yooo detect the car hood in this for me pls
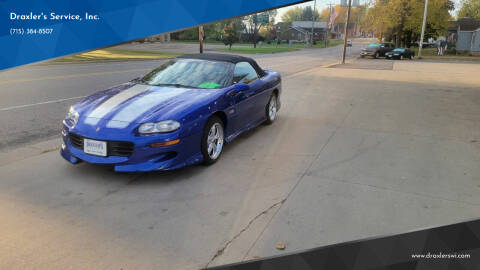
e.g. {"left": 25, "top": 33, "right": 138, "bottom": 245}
{"left": 74, "top": 83, "right": 217, "bottom": 127}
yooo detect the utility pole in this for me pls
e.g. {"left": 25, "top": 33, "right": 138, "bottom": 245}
{"left": 310, "top": 0, "right": 317, "bottom": 47}
{"left": 418, "top": 0, "right": 428, "bottom": 58}
{"left": 341, "top": 0, "right": 352, "bottom": 64}
{"left": 199, "top": 25, "right": 204, "bottom": 53}
{"left": 325, "top": 3, "right": 333, "bottom": 48}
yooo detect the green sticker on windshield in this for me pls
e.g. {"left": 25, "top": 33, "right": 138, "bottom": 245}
{"left": 198, "top": 82, "right": 221, "bottom": 89}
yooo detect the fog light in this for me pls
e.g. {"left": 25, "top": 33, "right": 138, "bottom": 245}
{"left": 150, "top": 139, "right": 180, "bottom": 147}
{"left": 61, "top": 143, "right": 66, "bottom": 150}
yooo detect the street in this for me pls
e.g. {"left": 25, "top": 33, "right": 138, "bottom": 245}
{"left": 1, "top": 42, "right": 480, "bottom": 269}
{"left": 0, "top": 43, "right": 362, "bottom": 151}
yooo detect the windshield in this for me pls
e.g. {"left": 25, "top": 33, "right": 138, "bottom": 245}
{"left": 393, "top": 48, "right": 405, "bottom": 52}
{"left": 367, "top": 43, "right": 380, "bottom": 47}
{"left": 139, "top": 59, "right": 233, "bottom": 89}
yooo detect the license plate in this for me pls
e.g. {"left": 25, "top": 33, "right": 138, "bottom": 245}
{"left": 84, "top": 138, "right": 107, "bottom": 156}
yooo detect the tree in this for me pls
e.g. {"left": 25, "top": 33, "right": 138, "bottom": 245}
{"left": 244, "top": 10, "right": 277, "bottom": 47}
{"left": 259, "top": 23, "right": 277, "bottom": 41}
{"left": 301, "top": 6, "right": 319, "bottom": 21}
{"left": 404, "top": 0, "right": 454, "bottom": 44}
{"left": 180, "top": 27, "right": 198, "bottom": 40}
{"left": 458, "top": 0, "right": 480, "bottom": 19}
{"left": 363, "top": 0, "right": 453, "bottom": 46}
{"left": 281, "top": 6, "right": 320, "bottom": 22}
{"left": 281, "top": 6, "right": 303, "bottom": 22}
{"left": 319, "top": 8, "right": 330, "bottom": 21}
{"left": 221, "top": 19, "right": 243, "bottom": 49}
{"left": 204, "top": 22, "right": 223, "bottom": 40}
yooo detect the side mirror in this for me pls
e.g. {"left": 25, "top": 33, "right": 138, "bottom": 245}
{"left": 235, "top": 83, "right": 250, "bottom": 92}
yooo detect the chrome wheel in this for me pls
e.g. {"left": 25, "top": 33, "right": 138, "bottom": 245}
{"left": 207, "top": 123, "right": 224, "bottom": 160}
{"left": 268, "top": 96, "right": 277, "bottom": 121}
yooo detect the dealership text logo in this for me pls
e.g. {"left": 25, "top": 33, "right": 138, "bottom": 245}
{"left": 10, "top": 12, "right": 100, "bottom": 21}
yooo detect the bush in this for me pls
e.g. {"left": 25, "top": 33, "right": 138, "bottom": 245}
{"left": 446, "top": 48, "right": 456, "bottom": 55}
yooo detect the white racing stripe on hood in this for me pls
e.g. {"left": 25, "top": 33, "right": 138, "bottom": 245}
{"left": 84, "top": 84, "right": 151, "bottom": 126}
{"left": 105, "top": 88, "right": 189, "bottom": 128}
{"left": 89, "top": 84, "right": 151, "bottom": 118}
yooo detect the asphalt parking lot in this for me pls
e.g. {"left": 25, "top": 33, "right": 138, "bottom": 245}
{"left": 1, "top": 53, "right": 480, "bottom": 269}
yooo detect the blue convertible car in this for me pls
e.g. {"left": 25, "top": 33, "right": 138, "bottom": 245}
{"left": 61, "top": 53, "right": 281, "bottom": 172}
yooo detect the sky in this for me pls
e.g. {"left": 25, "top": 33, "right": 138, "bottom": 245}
{"left": 274, "top": 0, "right": 463, "bottom": 22}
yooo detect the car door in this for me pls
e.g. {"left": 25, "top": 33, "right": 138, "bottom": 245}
{"left": 379, "top": 43, "right": 387, "bottom": 55}
{"left": 232, "top": 62, "right": 263, "bottom": 130}
{"left": 386, "top": 43, "right": 394, "bottom": 54}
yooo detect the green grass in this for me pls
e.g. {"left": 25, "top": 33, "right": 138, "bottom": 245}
{"left": 216, "top": 40, "right": 344, "bottom": 53}
{"left": 412, "top": 47, "right": 439, "bottom": 56}
{"left": 412, "top": 47, "right": 480, "bottom": 61}
{"left": 219, "top": 47, "right": 299, "bottom": 54}
{"left": 171, "top": 39, "right": 226, "bottom": 45}
{"left": 53, "top": 49, "right": 184, "bottom": 63}
{"left": 172, "top": 39, "right": 345, "bottom": 49}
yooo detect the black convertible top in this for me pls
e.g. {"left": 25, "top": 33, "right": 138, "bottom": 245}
{"left": 177, "top": 53, "right": 266, "bottom": 77}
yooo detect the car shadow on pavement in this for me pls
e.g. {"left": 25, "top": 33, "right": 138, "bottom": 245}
{"left": 67, "top": 118, "right": 275, "bottom": 187}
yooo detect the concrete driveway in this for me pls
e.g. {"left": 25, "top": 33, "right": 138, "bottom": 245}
{"left": 1, "top": 59, "right": 480, "bottom": 269}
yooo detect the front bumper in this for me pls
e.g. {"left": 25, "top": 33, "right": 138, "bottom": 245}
{"left": 360, "top": 51, "right": 375, "bottom": 56}
{"left": 60, "top": 125, "right": 203, "bottom": 172}
{"left": 385, "top": 54, "right": 400, "bottom": 59}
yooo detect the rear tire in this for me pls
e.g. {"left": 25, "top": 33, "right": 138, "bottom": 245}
{"left": 201, "top": 116, "right": 224, "bottom": 165}
{"left": 410, "top": 54, "right": 414, "bottom": 60}
{"left": 264, "top": 93, "right": 278, "bottom": 125}
{"left": 400, "top": 55, "right": 404, "bottom": 60}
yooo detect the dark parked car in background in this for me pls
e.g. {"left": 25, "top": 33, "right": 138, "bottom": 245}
{"left": 360, "top": 42, "right": 394, "bottom": 58}
{"left": 385, "top": 48, "right": 415, "bottom": 60}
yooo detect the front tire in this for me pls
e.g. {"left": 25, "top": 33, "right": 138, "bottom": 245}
{"left": 374, "top": 52, "right": 379, "bottom": 59}
{"left": 265, "top": 93, "right": 278, "bottom": 125}
{"left": 201, "top": 116, "right": 224, "bottom": 165}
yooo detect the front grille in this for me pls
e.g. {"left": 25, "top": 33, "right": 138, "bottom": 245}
{"left": 69, "top": 133, "right": 83, "bottom": 149}
{"left": 108, "top": 141, "right": 134, "bottom": 156}
{"left": 68, "top": 133, "right": 134, "bottom": 157}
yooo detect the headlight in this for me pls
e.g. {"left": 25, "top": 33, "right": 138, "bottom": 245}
{"left": 66, "top": 106, "right": 79, "bottom": 125}
{"left": 138, "top": 120, "right": 180, "bottom": 134}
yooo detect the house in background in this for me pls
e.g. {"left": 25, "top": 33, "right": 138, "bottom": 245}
{"left": 450, "top": 18, "right": 480, "bottom": 54}
{"left": 134, "top": 33, "right": 171, "bottom": 43}
{"left": 276, "top": 21, "right": 328, "bottom": 42}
